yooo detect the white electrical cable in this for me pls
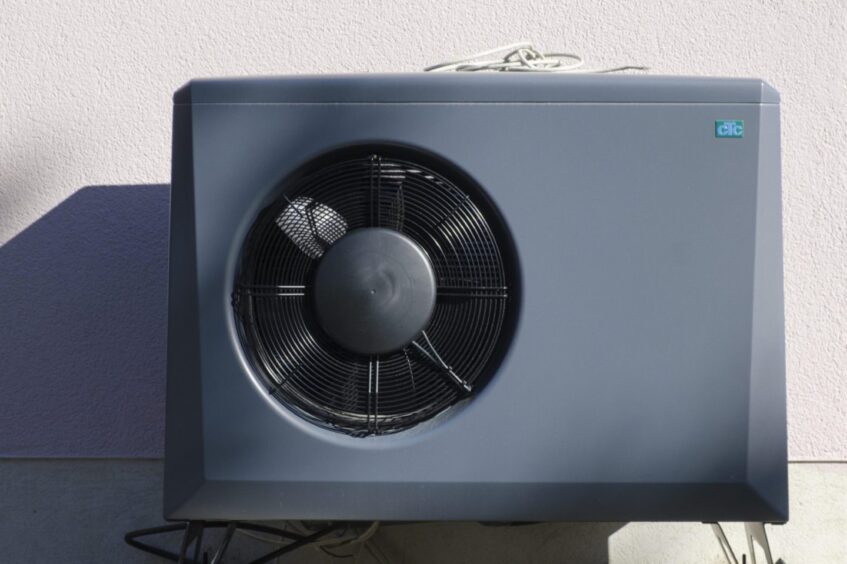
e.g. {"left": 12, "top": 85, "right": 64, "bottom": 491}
{"left": 425, "top": 42, "right": 647, "bottom": 74}
{"left": 235, "top": 521, "right": 384, "bottom": 561}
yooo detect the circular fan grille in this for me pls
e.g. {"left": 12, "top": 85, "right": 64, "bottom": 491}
{"left": 233, "top": 147, "right": 517, "bottom": 436}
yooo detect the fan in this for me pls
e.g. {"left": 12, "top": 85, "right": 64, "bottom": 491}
{"left": 232, "top": 147, "right": 517, "bottom": 436}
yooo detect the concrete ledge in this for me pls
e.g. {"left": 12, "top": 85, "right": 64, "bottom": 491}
{"left": 0, "top": 460, "right": 843, "bottom": 562}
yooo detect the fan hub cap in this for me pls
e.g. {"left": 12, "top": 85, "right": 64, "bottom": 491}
{"left": 314, "top": 228, "right": 436, "bottom": 355}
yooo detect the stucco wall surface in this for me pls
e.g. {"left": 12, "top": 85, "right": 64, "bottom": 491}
{"left": 1, "top": 1, "right": 845, "bottom": 562}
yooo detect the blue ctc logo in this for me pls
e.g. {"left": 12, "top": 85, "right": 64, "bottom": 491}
{"left": 715, "top": 120, "right": 744, "bottom": 138}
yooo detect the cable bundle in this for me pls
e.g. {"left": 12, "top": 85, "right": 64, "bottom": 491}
{"left": 425, "top": 42, "right": 647, "bottom": 73}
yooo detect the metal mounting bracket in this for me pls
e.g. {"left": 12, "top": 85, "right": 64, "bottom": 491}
{"left": 710, "top": 522, "right": 785, "bottom": 564}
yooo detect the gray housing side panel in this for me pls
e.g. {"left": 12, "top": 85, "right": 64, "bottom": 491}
{"left": 163, "top": 104, "right": 205, "bottom": 517}
{"left": 747, "top": 104, "right": 788, "bottom": 519}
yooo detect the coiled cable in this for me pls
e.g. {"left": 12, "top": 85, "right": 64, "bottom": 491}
{"left": 425, "top": 42, "right": 647, "bottom": 73}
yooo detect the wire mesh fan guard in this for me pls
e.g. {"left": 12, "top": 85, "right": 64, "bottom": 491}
{"left": 232, "top": 147, "right": 518, "bottom": 436}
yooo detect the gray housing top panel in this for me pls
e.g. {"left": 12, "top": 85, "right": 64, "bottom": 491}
{"left": 174, "top": 73, "right": 779, "bottom": 105}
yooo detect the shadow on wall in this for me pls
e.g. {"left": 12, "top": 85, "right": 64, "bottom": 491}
{"left": 374, "top": 521, "right": 626, "bottom": 564}
{"left": 0, "top": 185, "right": 629, "bottom": 562}
{"left": 0, "top": 185, "right": 169, "bottom": 457}
{"left": 0, "top": 460, "right": 629, "bottom": 563}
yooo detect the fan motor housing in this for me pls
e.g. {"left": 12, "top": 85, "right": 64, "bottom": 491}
{"left": 165, "top": 74, "right": 786, "bottom": 522}
{"left": 313, "top": 227, "right": 437, "bottom": 356}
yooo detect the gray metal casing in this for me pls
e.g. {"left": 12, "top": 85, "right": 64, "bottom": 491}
{"left": 165, "top": 74, "right": 786, "bottom": 522}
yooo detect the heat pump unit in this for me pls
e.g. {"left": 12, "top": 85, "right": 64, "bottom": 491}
{"left": 165, "top": 74, "right": 786, "bottom": 522}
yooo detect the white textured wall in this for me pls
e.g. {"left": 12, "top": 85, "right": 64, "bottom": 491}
{"left": 1, "top": 1, "right": 846, "bottom": 561}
